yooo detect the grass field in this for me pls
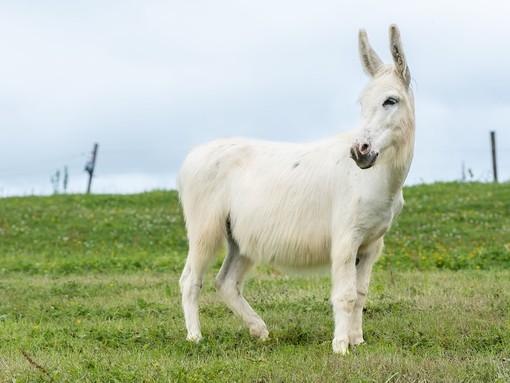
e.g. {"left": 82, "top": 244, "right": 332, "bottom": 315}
{"left": 0, "top": 182, "right": 509, "bottom": 382}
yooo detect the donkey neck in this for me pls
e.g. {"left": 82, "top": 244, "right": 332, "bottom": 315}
{"left": 360, "top": 143, "right": 413, "bottom": 200}
{"left": 388, "top": 161, "right": 412, "bottom": 195}
{"left": 380, "top": 111, "right": 415, "bottom": 195}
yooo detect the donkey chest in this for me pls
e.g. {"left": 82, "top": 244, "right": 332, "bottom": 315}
{"left": 356, "top": 195, "right": 403, "bottom": 244}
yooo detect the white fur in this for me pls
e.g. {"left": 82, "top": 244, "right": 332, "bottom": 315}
{"left": 178, "top": 24, "right": 415, "bottom": 354}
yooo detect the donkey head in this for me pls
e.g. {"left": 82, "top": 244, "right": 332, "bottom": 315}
{"left": 350, "top": 24, "right": 414, "bottom": 170}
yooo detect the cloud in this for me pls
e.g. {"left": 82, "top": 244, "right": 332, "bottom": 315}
{"left": 1, "top": 1, "right": 509, "bottom": 196}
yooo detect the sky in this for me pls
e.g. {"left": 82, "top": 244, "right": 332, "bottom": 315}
{"left": 1, "top": 1, "right": 509, "bottom": 196}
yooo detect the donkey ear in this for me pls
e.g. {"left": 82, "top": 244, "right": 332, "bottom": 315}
{"left": 389, "top": 24, "right": 411, "bottom": 87}
{"left": 358, "top": 28, "right": 383, "bottom": 78}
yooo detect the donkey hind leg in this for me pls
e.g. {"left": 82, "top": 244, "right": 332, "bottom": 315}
{"left": 179, "top": 241, "right": 218, "bottom": 343}
{"left": 215, "top": 237, "right": 268, "bottom": 340}
{"left": 349, "top": 237, "right": 384, "bottom": 347}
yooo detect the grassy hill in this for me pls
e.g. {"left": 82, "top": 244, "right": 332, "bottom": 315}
{"left": 1, "top": 182, "right": 509, "bottom": 274}
{"left": 0, "top": 182, "right": 509, "bottom": 382}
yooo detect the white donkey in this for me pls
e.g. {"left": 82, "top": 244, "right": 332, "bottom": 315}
{"left": 178, "top": 24, "right": 414, "bottom": 354}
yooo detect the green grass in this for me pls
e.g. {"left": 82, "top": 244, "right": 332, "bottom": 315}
{"left": 382, "top": 182, "right": 510, "bottom": 270}
{"left": 0, "top": 191, "right": 187, "bottom": 275}
{"left": 0, "top": 183, "right": 509, "bottom": 382}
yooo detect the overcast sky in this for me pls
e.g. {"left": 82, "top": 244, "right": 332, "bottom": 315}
{"left": 1, "top": 1, "right": 509, "bottom": 196}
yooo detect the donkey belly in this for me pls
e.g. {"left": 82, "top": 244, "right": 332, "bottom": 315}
{"left": 232, "top": 215, "right": 332, "bottom": 268}
{"left": 228, "top": 180, "right": 335, "bottom": 268}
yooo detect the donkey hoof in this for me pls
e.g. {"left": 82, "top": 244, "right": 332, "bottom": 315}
{"left": 349, "top": 331, "right": 365, "bottom": 346}
{"left": 186, "top": 333, "right": 202, "bottom": 343}
{"left": 332, "top": 338, "right": 350, "bottom": 355}
{"left": 249, "top": 324, "right": 269, "bottom": 340}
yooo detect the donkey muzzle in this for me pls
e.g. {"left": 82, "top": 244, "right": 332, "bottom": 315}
{"left": 350, "top": 143, "right": 379, "bottom": 169}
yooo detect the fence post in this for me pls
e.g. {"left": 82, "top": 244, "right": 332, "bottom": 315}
{"left": 85, "top": 143, "right": 99, "bottom": 194}
{"left": 490, "top": 131, "right": 498, "bottom": 183}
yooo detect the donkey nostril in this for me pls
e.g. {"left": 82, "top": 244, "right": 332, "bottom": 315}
{"left": 360, "top": 143, "right": 370, "bottom": 153}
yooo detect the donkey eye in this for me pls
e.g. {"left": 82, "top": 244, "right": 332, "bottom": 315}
{"left": 383, "top": 97, "right": 398, "bottom": 108}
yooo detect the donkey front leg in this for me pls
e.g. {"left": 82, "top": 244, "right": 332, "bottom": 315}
{"left": 349, "top": 237, "right": 384, "bottom": 346}
{"left": 330, "top": 237, "right": 359, "bottom": 354}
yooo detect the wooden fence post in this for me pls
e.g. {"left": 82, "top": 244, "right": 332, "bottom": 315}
{"left": 85, "top": 143, "right": 99, "bottom": 194}
{"left": 490, "top": 131, "right": 498, "bottom": 183}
